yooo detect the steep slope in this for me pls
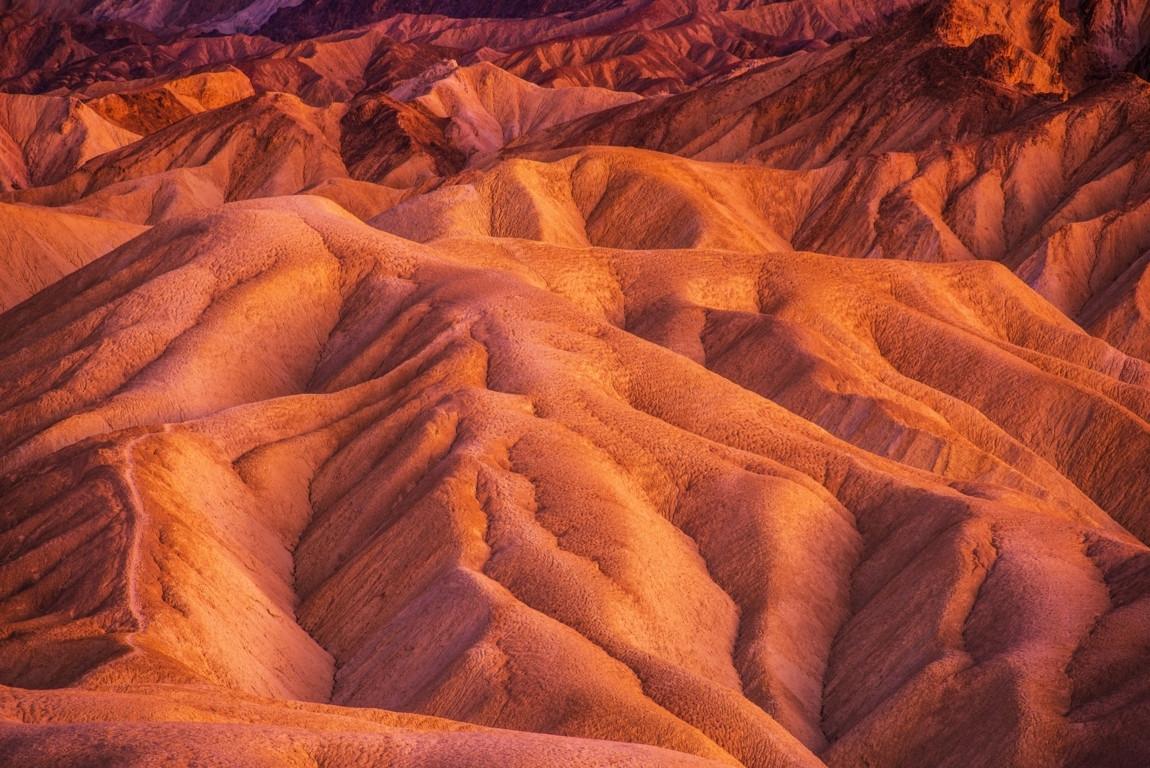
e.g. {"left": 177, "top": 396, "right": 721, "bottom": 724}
{"left": 259, "top": 0, "right": 629, "bottom": 42}
{"left": 501, "top": 50, "right": 1150, "bottom": 353}
{"left": 1, "top": 92, "right": 348, "bottom": 222}
{"left": 0, "top": 92, "right": 140, "bottom": 189}
{"left": 2, "top": 198, "right": 1149, "bottom": 767}
{"left": 371, "top": 147, "right": 799, "bottom": 251}
{"left": 83, "top": 67, "right": 257, "bottom": 134}
{"left": 4, "top": 0, "right": 306, "bottom": 34}
{"left": 0, "top": 202, "right": 145, "bottom": 310}
{"left": 0, "top": 9, "right": 278, "bottom": 94}
{"left": 238, "top": 25, "right": 449, "bottom": 106}
{"left": 1, "top": 0, "right": 1150, "bottom": 766}
{"left": 396, "top": 61, "right": 642, "bottom": 157}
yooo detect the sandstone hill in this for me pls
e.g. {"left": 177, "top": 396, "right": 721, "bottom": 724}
{"left": 1, "top": 1, "right": 1149, "bottom": 766}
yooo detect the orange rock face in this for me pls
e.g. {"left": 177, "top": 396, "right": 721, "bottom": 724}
{"left": 1, "top": 1, "right": 1149, "bottom": 766}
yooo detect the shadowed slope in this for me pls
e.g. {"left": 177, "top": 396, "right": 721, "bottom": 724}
{"left": 0, "top": 91, "right": 140, "bottom": 189}
{"left": 395, "top": 61, "right": 642, "bottom": 157}
{"left": 1, "top": 92, "right": 348, "bottom": 222}
{"left": 83, "top": 67, "right": 257, "bottom": 134}
{"left": 0, "top": 202, "right": 145, "bottom": 310}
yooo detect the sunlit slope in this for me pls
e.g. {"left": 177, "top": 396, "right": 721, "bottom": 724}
{"left": 1, "top": 198, "right": 1147, "bottom": 767}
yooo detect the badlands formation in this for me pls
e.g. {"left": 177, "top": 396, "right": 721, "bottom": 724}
{"left": 2, "top": 0, "right": 1150, "bottom": 766}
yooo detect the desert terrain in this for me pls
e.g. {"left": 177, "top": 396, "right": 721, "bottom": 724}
{"left": 1, "top": 0, "right": 1149, "bottom": 766}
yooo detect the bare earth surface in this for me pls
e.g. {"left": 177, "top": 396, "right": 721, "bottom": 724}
{"left": 1, "top": 1, "right": 1149, "bottom": 766}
